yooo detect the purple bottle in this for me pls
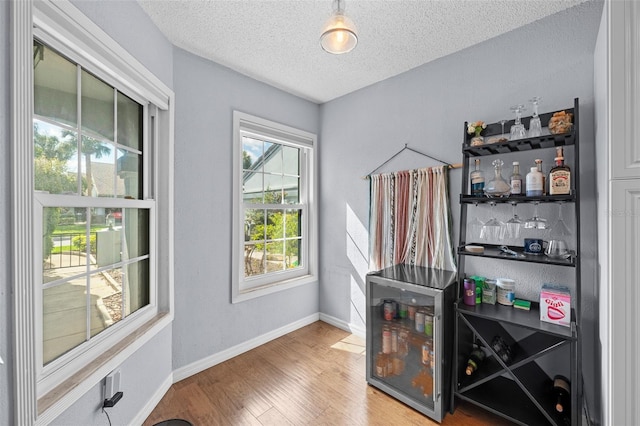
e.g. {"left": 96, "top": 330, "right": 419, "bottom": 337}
{"left": 463, "top": 278, "right": 476, "bottom": 306}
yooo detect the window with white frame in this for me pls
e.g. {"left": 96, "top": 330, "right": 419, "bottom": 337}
{"left": 12, "top": 1, "right": 173, "bottom": 421}
{"left": 232, "top": 112, "right": 317, "bottom": 302}
{"left": 34, "top": 39, "right": 153, "bottom": 373}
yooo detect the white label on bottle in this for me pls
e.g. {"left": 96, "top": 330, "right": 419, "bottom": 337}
{"left": 511, "top": 179, "right": 522, "bottom": 194}
{"left": 550, "top": 171, "right": 571, "bottom": 195}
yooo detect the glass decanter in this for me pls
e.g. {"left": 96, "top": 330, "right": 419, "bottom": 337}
{"left": 484, "top": 159, "right": 512, "bottom": 198}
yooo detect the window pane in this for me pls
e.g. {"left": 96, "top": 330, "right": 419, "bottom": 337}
{"left": 89, "top": 269, "right": 122, "bottom": 338}
{"left": 265, "top": 242, "right": 284, "bottom": 272}
{"left": 101, "top": 268, "right": 123, "bottom": 325}
{"left": 34, "top": 41, "right": 77, "bottom": 127}
{"left": 283, "top": 145, "right": 299, "bottom": 176}
{"left": 282, "top": 176, "right": 299, "bottom": 203}
{"left": 285, "top": 239, "right": 301, "bottom": 269}
{"left": 43, "top": 207, "right": 90, "bottom": 277}
{"left": 244, "top": 243, "right": 264, "bottom": 277}
{"left": 82, "top": 136, "right": 114, "bottom": 197}
{"left": 34, "top": 120, "right": 79, "bottom": 195}
{"left": 117, "top": 149, "right": 142, "bottom": 199}
{"left": 242, "top": 137, "right": 263, "bottom": 171}
{"left": 82, "top": 69, "right": 114, "bottom": 141}
{"left": 285, "top": 209, "right": 301, "bottom": 238}
{"left": 264, "top": 173, "right": 283, "bottom": 203}
{"left": 266, "top": 210, "right": 285, "bottom": 240}
{"left": 243, "top": 171, "right": 264, "bottom": 203}
{"left": 43, "top": 278, "right": 88, "bottom": 365}
{"left": 263, "top": 143, "right": 282, "bottom": 174}
{"left": 117, "top": 92, "right": 142, "bottom": 150}
{"left": 97, "top": 209, "right": 122, "bottom": 266}
{"left": 245, "top": 209, "right": 265, "bottom": 241}
{"left": 124, "top": 259, "right": 149, "bottom": 316}
{"left": 123, "top": 208, "right": 150, "bottom": 259}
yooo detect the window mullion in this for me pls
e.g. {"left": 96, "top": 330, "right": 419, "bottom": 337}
{"left": 76, "top": 63, "right": 82, "bottom": 196}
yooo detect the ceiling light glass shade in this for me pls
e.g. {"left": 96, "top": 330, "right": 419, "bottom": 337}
{"left": 320, "top": 1, "right": 358, "bottom": 54}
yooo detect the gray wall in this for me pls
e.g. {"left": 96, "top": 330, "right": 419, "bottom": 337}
{"left": 318, "top": 0, "right": 603, "bottom": 420}
{"left": 1, "top": 1, "right": 12, "bottom": 424}
{"left": 171, "top": 47, "right": 320, "bottom": 370}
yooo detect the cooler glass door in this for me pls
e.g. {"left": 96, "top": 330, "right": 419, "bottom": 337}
{"left": 367, "top": 278, "right": 442, "bottom": 417}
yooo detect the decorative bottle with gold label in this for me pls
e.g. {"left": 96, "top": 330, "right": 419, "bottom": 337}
{"left": 549, "top": 147, "right": 571, "bottom": 195}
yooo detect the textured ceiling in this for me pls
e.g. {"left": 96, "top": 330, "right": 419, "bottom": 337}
{"left": 138, "top": 0, "right": 589, "bottom": 104}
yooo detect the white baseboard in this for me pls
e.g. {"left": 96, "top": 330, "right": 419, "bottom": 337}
{"left": 319, "top": 313, "right": 366, "bottom": 339}
{"left": 132, "top": 373, "right": 173, "bottom": 426}
{"left": 172, "top": 313, "right": 320, "bottom": 382}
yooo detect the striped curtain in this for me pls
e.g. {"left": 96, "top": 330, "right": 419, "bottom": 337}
{"left": 369, "top": 166, "right": 457, "bottom": 272}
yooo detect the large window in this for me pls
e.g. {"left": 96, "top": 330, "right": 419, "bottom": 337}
{"left": 34, "top": 38, "right": 155, "bottom": 392}
{"left": 12, "top": 1, "right": 174, "bottom": 421}
{"left": 232, "top": 112, "right": 317, "bottom": 302}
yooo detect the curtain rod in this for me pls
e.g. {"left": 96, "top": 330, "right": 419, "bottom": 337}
{"left": 362, "top": 144, "right": 462, "bottom": 179}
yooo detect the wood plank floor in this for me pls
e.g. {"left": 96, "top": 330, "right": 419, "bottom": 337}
{"left": 144, "top": 321, "right": 512, "bottom": 426}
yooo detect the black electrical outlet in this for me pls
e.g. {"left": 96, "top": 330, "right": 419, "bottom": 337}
{"left": 103, "top": 391, "right": 123, "bottom": 408}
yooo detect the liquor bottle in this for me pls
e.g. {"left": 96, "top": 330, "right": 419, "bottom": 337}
{"left": 535, "top": 159, "right": 546, "bottom": 195}
{"left": 549, "top": 147, "right": 571, "bottom": 195}
{"left": 465, "top": 345, "right": 486, "bottom": 376}
{"left": 526, "top": 166, "right": 543, "bottom": 197}
{"left": 470, "top": 159, "right": 485, "bottom": 197}
{"left": 552, "top": 375, "right": 571, "bottom": 414}
{"left": 510, "top": 161, "right": 522, "bottom": 195}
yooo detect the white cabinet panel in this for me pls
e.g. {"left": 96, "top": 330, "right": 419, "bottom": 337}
{"left": 609, "top": 179, "right": 640, "bottom": 426}
{"left": 611, "top": 0, "right": 640, "bottom": 178}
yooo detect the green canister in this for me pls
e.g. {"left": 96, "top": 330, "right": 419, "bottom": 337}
{"left": 471, "top": 276, "right": 484, "bottom": 304}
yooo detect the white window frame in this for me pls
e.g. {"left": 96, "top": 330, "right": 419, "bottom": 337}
{"left": 232, "top": 111, "right": 317, "bottom": 303}
{"left": 12, "top": 1, "right": 174, "bottom": 424}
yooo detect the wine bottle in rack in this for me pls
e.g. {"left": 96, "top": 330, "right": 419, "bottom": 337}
{"left": 552, "top": 375, "right": 571, "bottom": 414}
{"left": 465, "top": 343, "right": 486, "bottom": 376}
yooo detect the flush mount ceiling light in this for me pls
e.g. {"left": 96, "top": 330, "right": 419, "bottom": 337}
{"left": 320, "top": 0, "right": 358, "bottom": 54}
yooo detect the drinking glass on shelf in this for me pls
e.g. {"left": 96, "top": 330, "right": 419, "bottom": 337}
{"left": 481, "top": 202, "right": 506, "bottom": 241}
{"left": 500, "top": 119, "right": 508, "bottom": 138}
{"left": 545, "top": 203, "right": 572, "bottom": 258}
{"left": 505, "top": 203, "right": 522, "bottom": 239}
{"left": 510, "top": 105, "right": 527, "bottom": 140}
{"left": 528, "top": 97, "right": 542, "bottom": 137}
{"left": 524, "top": 202, "right": 548, "bottom": 230}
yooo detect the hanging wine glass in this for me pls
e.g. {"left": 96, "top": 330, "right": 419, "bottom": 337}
{"left": 510, "top": 105, "right": 527, "bottom": 140}
{"left": 524, "top": 202, "right": 548, "bottom": 230}
{"left": 545, "top": 203, "right": 572, "bottom": 259}
{"left": 505, "top": 203, "right": 522, "bottom": 239}
{"left": 528, "top": 97, "right": 542, "bottom": 137}
{"left": 481, "top": 202, "right": 506, "bottom": 242}
{"left": 469, "top": 204, "right": 485, "bottom": 242}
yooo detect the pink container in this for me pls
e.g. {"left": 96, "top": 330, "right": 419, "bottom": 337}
{"left": 540, "top": 284, "right": 571, "bottom": 327}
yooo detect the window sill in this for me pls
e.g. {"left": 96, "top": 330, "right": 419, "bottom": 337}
{"left": 36, "top": 311, "right": 172, "bottom": 424}
{"left": 233, "top": 274, "right": 317, "bottom": 303}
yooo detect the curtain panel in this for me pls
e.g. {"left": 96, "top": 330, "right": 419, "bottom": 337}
{"left": 368, "top": 166, "right": 457, "bottom": 272}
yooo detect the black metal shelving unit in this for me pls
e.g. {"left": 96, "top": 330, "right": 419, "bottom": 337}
{"left": 452, "top": 98, "right": 582, "bottom": 426}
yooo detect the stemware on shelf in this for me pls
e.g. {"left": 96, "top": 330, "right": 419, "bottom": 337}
{"left": 500, "top": 119, "right": 508, "bottom": 138}
{"left": 505, "top": 203, "right": 522, "bottom": 240}
{"left": 481, "top": 202, "right": 506, "bottom": 242}
{"left": 524, "top": 202, "right": 548, "bottom": 230}
{"left": 545, "top": 203, "right": 572, "bottom": 258}
{"left": 510, "top": 105, "right": 527, "bottom": 140}
{"left": 528, "top": 97, "right": 542, "bottom": 137}
{"left": 469, "top": 203, "right": 485, "bottom": 242}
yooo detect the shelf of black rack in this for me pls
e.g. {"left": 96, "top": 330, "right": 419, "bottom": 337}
{"left": 459, "top": 194, "right": 576, "bottom": 204}
{"left": 457, "top": 244, "right": 576, "bottom": 267}
{"left": 463, "top": 131, "right": 575, "bottom": 157}
{"left": 456, "top": 302, "right": 576, "bottom": 340}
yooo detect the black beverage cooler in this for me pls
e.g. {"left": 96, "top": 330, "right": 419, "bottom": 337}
{"left": 366, "top": 265, "right": 456, "bottom": 422}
